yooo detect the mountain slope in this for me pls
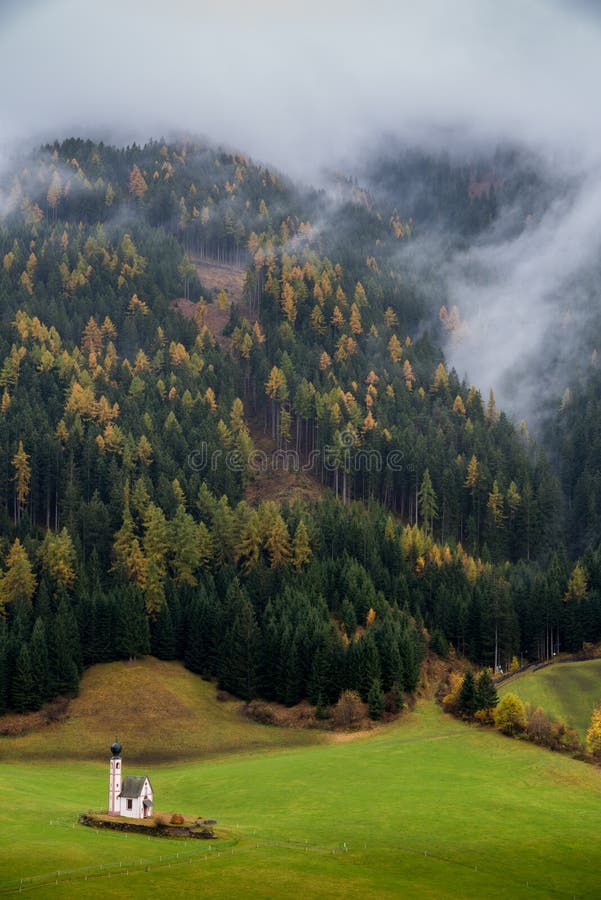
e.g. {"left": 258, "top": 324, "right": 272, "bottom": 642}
{"left": 0, "top": 657, "right": 325, "bottom": 763}
{"left": 499, "top": 658, "right": 601, "bottom": 737}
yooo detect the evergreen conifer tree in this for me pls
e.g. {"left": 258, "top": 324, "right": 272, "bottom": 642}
{"left": 29, "top": 618, "right": 50, "bottom": 705}
{"left": 12, "top": 643, "right": 36, "bottom": 712}
{"left": 458, "top": 669, "right": 477, "bottom": 718}
{"left": 475, "top": 669, "right": 499, "bottom": 711}
{"left": 368, "top": 677, "right": 385, "bottom": 720}
{"left": 151, "top": 599, "right": 177, "bottom": 659}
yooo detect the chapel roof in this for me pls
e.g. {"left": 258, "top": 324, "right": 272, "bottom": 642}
{"left": 119, "top": 775, "right": 151, "bottom": 799}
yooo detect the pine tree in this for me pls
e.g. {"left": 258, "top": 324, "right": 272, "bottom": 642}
{"left": 418, "top": 469, "right": 438, "bottom": 535}
{"left": 475, "top": 669, "right": 498, "bottom": 711}
{"left": 368, "top": 677, "right": 385, "bottom": 720}
{"left": 184, "top": 597, "right": 205, "bottom": 675}
{"left": 341, "top": 599, "right": 357, "bottom": 638}
{"left": 12, "top": 643, "right": 36, "bottom": 712}
{"left": 116, "top": 586, "right": 151, "bottom": 659}
{"left": 29, "top": 618, "right": 50, "bottom": 706}
{"left": 389, "top": 682, "right": 404, "bottom": 713}
{"left": 151, "top": 600, "right": 177, "bottom": 660}
{"left": 0, "top": 623, "right": 7, "bottom": 715}
{"left": 226, "top": 601, "right": 261, "bottom": 701}
{"left": 357, "top": 633, "right": 381, "bottom": 701}
{"left": 457, "top": 669, "right": 477, "bottom": 718}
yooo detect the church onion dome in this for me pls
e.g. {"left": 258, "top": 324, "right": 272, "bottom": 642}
{"left": 111, "top": 741, "right": 122, "bottom": 757}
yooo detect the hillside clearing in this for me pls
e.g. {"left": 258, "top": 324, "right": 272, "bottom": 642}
{"left": 499, "top": 658, "right": 601, "bottom": 739}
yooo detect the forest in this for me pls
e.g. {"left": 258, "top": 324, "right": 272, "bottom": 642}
{"left": 0, "top": 137, "right": 599, "bottom": 714}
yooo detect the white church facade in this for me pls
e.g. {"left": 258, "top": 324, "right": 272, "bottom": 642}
{"left": 108, "top": 741, "right": 154, "bottom": 819}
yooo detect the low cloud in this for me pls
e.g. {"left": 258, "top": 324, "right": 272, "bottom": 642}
{"left": 2, "top": 0, "right": 601, "bottom": 422}
{"left": 1, "top": 1, "right": 601, "bottom": 175}
{"left": 443, "top": 163, "right": 601, "bottom": 422}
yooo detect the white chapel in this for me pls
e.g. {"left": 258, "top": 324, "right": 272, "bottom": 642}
{"left": 108, "top": 740, "right": 154, "bottom": 819}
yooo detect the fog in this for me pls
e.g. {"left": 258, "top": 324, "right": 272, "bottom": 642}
{"left": 1, "top": 0, "right": 600, "bottom": 173}
{"left": 442, "top": 166, "right": 601, "bottom": 422}
{"left": 1, "top": 0, "right": 601, "bottom": 421}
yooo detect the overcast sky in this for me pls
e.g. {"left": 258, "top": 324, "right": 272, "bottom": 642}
{"left": 1, "top": 0, "right": 601, "bottom": 174}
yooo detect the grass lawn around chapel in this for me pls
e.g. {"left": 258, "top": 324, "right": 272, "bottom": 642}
{"left": 2, "top": 661, "right": 601, "bottom": 898}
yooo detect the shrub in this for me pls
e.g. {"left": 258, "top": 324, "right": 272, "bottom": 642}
{"left": 441, "top": 673, "right": 463, "bottom": 714}
{"left": 154, "top": 814, "right": 167, "bottom": 828}
{"left": 474, "top": 708, "right": 495, "bottom": 726}
{"left": 170, "top": 813, "right": 185, "bottom": 825}
{"left": 315, "top": 694, "right": 330, "bottom": 720}
{"left": 586, "top": 704, "right": 601, "bottom": 756}
{"left": 242, "top": 700, "right": 276, "bottom": 725}
{"left": 385, "top": 682, "right": 404, "bottom": 714}
{"left": 525, "top": 705, "right": 553, "bottom": 745}
{"left": 494, "top": 693, "right": 526, "bottom": 736}
{"left": 331, "top": 690, "right": 365, "bottom": 729}
{"left": 526, "top": 704, "right": 582, "bottom": 753}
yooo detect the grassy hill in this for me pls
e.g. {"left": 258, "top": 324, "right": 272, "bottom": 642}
{"left": 499, "top": 658, "right": 601, "bottom": 739}
{"left": 2, "top": 665, "right": 601, "bottom": 896}
{"left": 0, "top": 657, "right": 326, "bottom": 763}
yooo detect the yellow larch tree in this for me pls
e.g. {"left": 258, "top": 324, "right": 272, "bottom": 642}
{"left": 0, "top": 538, "right": 37, "bottom": 608}
{"left": 12, "top": 440, "right": 31, "bottom": 524}
{"left": 129, "top": 164, "right": 148, "bottom": 197}
{"left": 331, "top": 305, "right": 345, "bottom": 328}
{"left": 431, "top": 362, "right": 449, "bottom": 392}
{"left": 266, "top": 513, "right": 291, "bottom": 568}
{"left": 292, "top": 519, "right": 312, "bottom": 570}
{"left": 402, "top": 359, "right": 415, "bottom": 389}
{"left": 564, "top": 562, "right": 588, "bottom": 601}
{"left": 38, "top": 528, "right": 76, "bottom": 592}
{"left": 487, "top": 481, "right": 505, "bottom": 527}
{"left": 349, "top": 303, "right": 363, "bottom": 335}
{"left": 388, "top": 334, "right": 403, "bottom": 363}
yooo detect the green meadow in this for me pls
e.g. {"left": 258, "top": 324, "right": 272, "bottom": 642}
{"left": 2, "top": 663, "right": 601, "bottom": 898}
{"left": 499, "top": 658, "right": 601, "bottom": 739}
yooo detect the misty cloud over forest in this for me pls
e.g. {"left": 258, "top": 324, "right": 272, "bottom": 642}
{"left": 2, "top": 0, "right": 601, "bottom": 422}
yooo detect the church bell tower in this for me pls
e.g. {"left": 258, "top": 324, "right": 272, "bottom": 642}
{"left": 108, "top": 739, "right": 122, "bottom": 815}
